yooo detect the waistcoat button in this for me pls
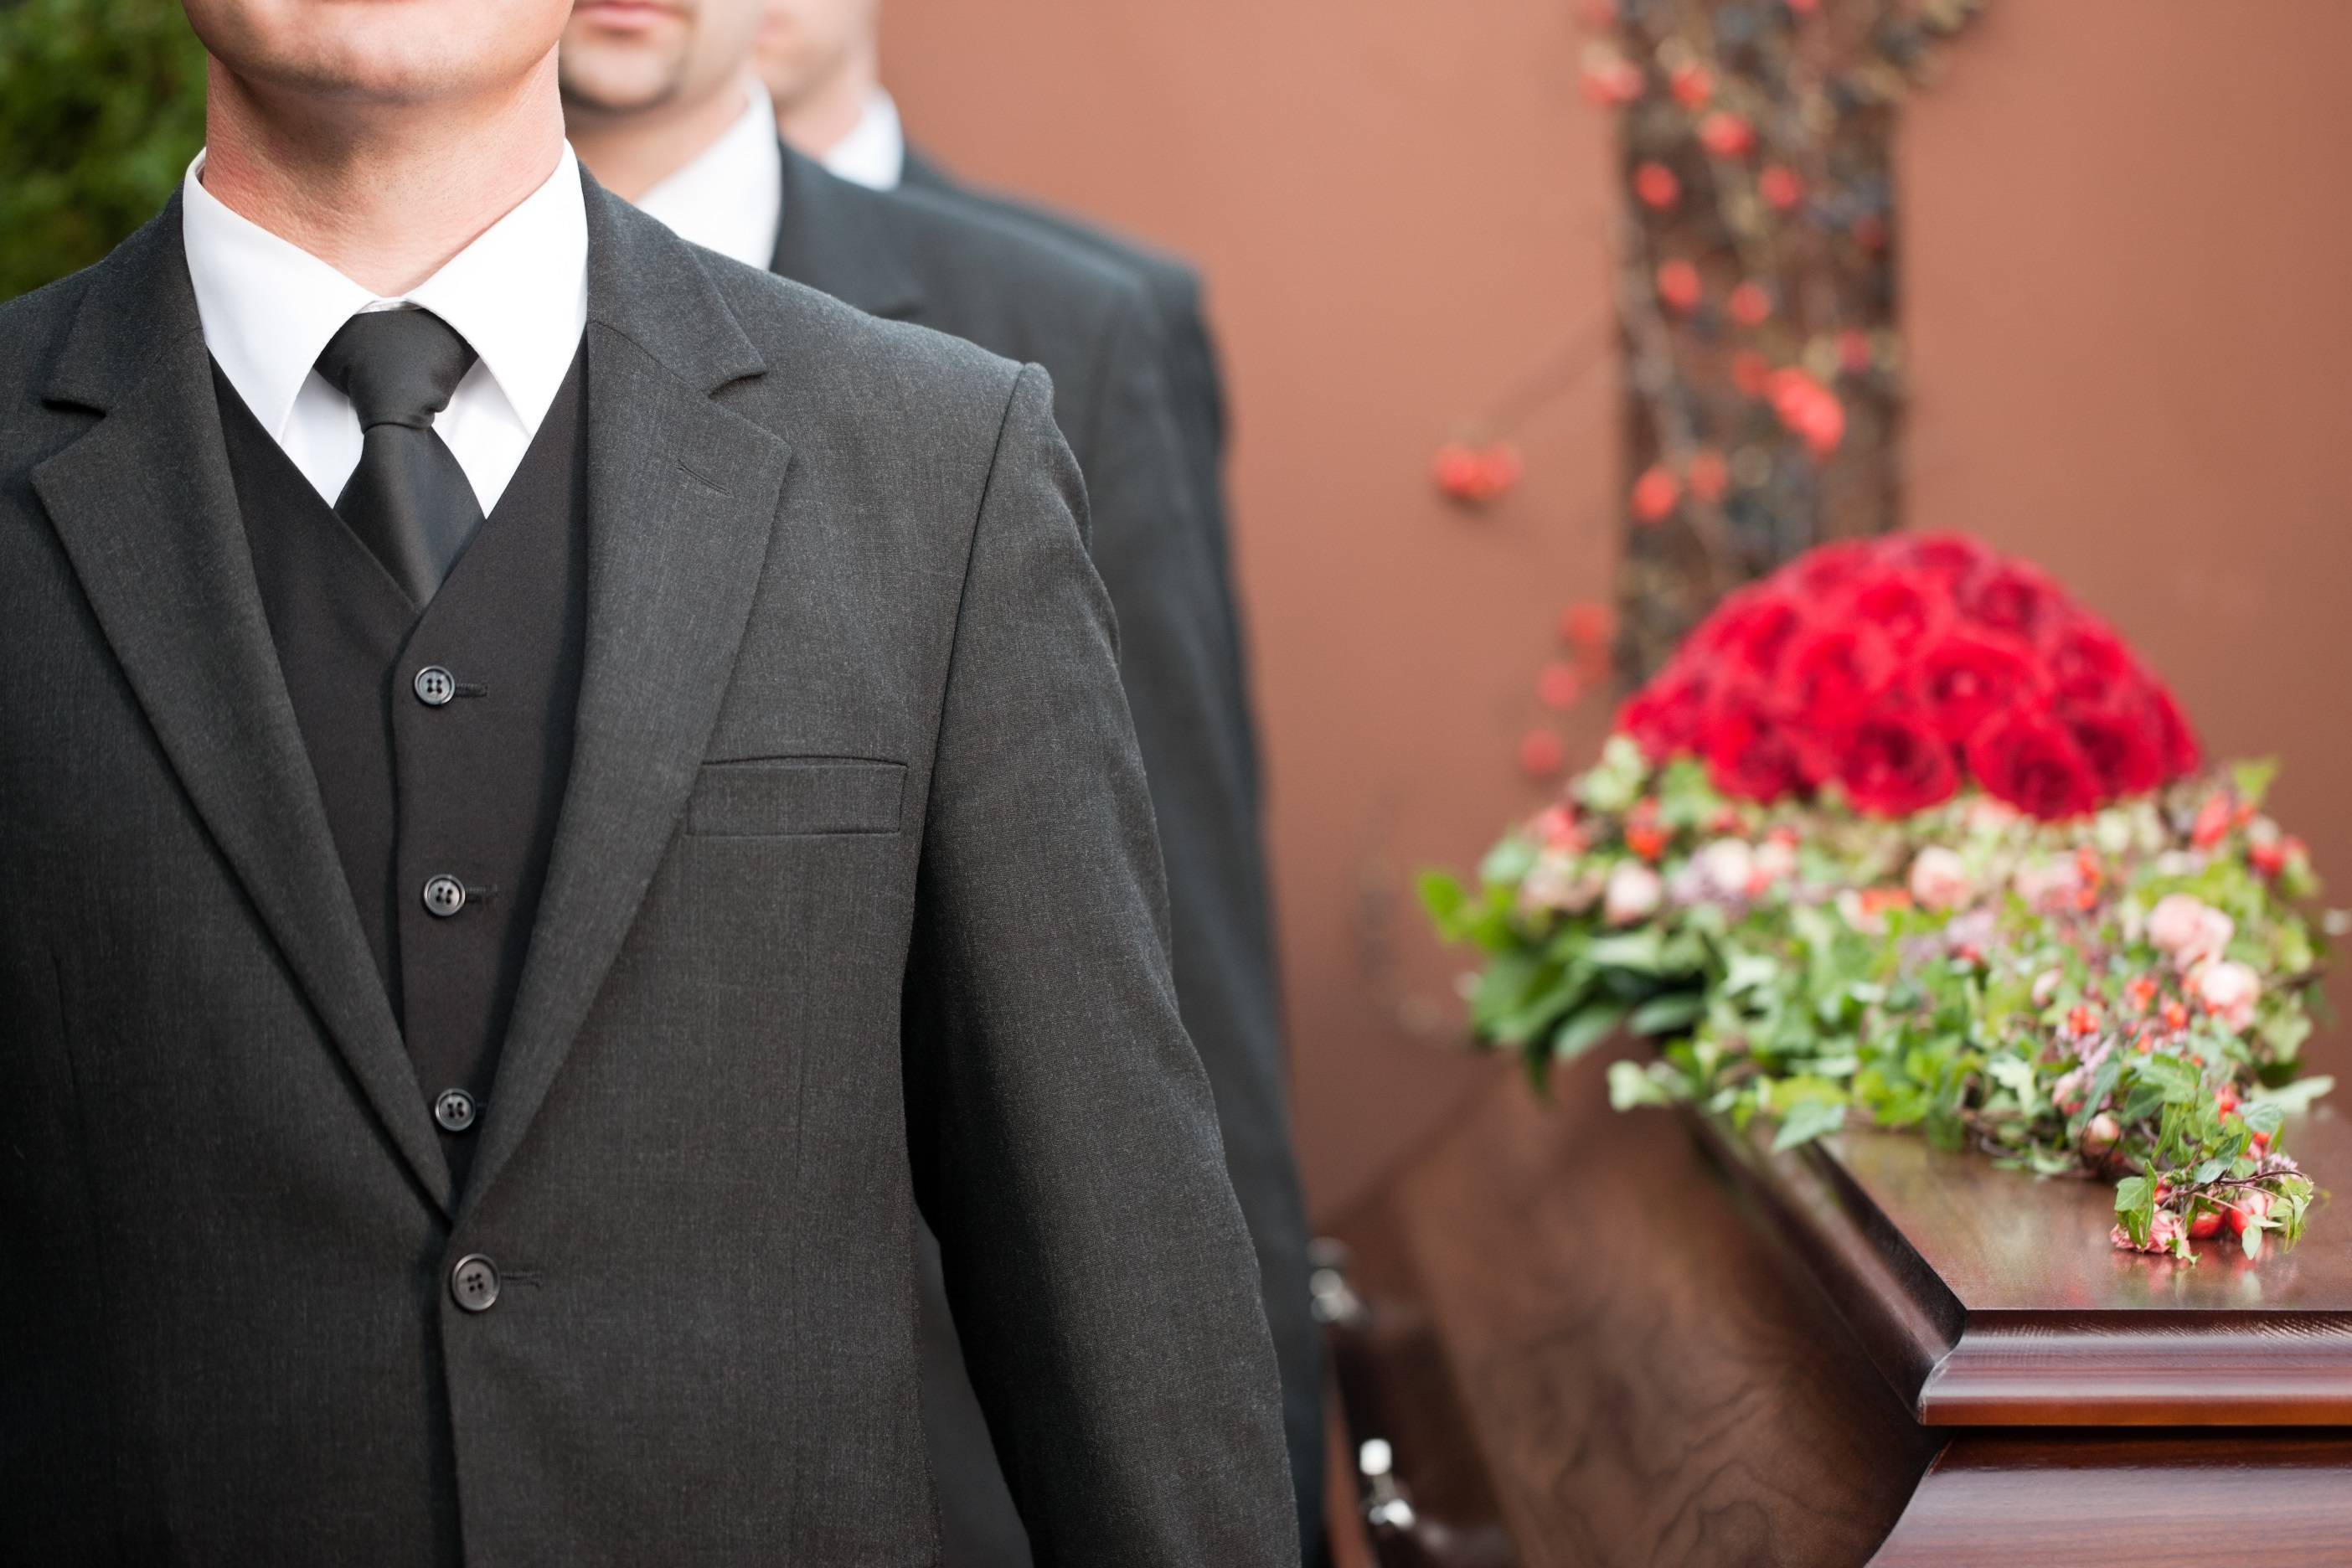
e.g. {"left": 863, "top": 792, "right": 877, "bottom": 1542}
{"left": 434, "top": 1088, "right": 478, "bottom": 1132}
{"left": 451, "top": 1254, "right": 500, "bottom": 1313}
{"left": 413, "top": 665, "right": 456, "bottom": 706}
{"left": 421, "top": 874, "right": 467, "bottom": 917}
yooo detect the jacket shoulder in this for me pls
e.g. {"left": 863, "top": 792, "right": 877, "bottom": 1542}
{"left": 879, "top": 183, "right": 1161, "bottom": 353}
{"left": 904, "top": 165, "right": 1204, "bottom": 325}
{"left": 0, "top": 268, "right": 98, "bottom": 408}
{"left": 704, "top": 245, "right": 1033, "bottom": 424}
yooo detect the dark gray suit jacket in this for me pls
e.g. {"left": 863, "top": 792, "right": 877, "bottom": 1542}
{"left": 771, "top": 150, "right": 1321, "bottom": 1562}
{"left": 896, "top": 145, "right": 1259, "bottom": 804}
{"left": 0, "top": 174, "right": 1297, "bottom": 1567}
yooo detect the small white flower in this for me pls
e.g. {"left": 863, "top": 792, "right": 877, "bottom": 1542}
{"left": 1697, "top": 838, "right": 1757, "bottom": 899}
{"left": 1603, "top": 861, "right": 1664, "bottom": 926}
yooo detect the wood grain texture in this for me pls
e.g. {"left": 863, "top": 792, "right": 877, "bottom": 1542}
{"left": 1326, "top": 1055, "right": 1943, "bottom": 1567}
{"left": 1868, "top": 1431, "right": 2352, "bottom": 1566}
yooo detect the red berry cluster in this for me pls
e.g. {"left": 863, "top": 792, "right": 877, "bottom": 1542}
{"left": 1431, "top": 441, "right": 1524, "bottom": 505}
{"left": 1617, "top": 534, "right": 2203, "bottom": 819}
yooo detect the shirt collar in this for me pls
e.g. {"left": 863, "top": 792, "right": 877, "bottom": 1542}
{"left": 181, "top": 145, "right": 590, "bottom": 439}
{"left": 634, "top": 74, "right": 786, "bottom": 271}
{"left": 820, "top": 87, "right": 905, "bottom": 193}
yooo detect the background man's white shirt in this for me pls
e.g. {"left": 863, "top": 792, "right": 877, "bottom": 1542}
{"left": 822, "top": 88, "right": 906, "bottom": 192}
{"left": 635, "top": 75, "right": 786, "bottom": 271}
{"left": 179, "top": 147, "right": 591, "bottom": 513}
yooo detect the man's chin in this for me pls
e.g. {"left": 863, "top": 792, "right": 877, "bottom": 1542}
{"left": 557, "top": 64, "right": 682, "bottom": 118}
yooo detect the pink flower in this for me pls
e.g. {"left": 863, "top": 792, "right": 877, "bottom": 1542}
{"left": 2012, "top": 856, "right": 2082, "bottom": 910}
{"left": 2149, "top": 894, "right": 2233, "bottom": 970}
{"left": 2194, "top": 959, "right": 2261, "bottom": 1033}
{"left": 1529, "top": 805, "right": 1583, "bottom": 852}
{"left": 1604, "top": 861, "right": 1664, "bottom": 926}
{"left": 1519, "top": 849, "right": 1600, "bottom": 916}
{"left": 2083, "top": 1112, "right": 2121, "bottom": 1155}
{"left": 1906, "top": 846, "right": 1971, "bottom": 910}
{"left": 2112, "top": 1208, "right": 2189, "bottom": 1254}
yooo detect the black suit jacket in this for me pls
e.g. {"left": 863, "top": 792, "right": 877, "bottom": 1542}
{"left": 769, "top": 149, "right": 1322, "bottom": 1560}
{"left": 897, "top": 144, "right": 1258, "bottom": 801}
{"left": 0, "top": 173, "right": 1297, "bottom": 1567}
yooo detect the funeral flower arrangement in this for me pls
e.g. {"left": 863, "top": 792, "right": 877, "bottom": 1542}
{"left": 1426, "top": 534, "right": 2331, "bottom": 1260}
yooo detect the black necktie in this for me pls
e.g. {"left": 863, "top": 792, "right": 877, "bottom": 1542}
{"left": 315, "top": 308, "right": 485, "bottom": 607}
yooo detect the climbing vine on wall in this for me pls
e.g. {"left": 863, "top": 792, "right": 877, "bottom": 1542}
{"left": 1436, "top": 0, "right": 1983, "bottom": 773}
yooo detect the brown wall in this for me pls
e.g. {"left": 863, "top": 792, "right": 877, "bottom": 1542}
{"left": 886, "top": 0, "right": 2352, "bottom": 1221}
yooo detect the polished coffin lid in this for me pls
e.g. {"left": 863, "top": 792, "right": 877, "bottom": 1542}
{"left": 1705, "top": 1092, "right": 2352, "bottom": 1425}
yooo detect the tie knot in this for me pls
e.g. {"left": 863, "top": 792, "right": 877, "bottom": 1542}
{"left": 316, "top": 308, "right": 479, "bottom": 431}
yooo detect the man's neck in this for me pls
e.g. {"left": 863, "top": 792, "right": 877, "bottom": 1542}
{"left": 774, "top": 48, "right": 879, "bottom": 160}
{"left": 198, "top": 53, "right": 568, "bottom": 297}
{"left": 568, "top": 75, "right": 750, "bottom": 204}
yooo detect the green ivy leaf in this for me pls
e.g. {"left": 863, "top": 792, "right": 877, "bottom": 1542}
{"left": 2250, "top": 1075, "right": 2334, "bottom": 1115}
{"left": 1553, "top": 1000, "right": 1631, "bottom": 1063}
{"left": 1607, "top": 1059, "right": 1674, "bottom": 1111}
{"left": 1478, "top": 835, "right": 1537, "bottom": 889}
{"left": 1418, "top": 871, "right": 1467, "bottom": 935}
{"left": 1628, "top": 991, "right": 1706, "bottom": 1037}
{"left": 1771, "top": 1097, "right": 1847, "bottom": 1152}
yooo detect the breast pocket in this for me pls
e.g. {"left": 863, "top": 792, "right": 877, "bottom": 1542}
{"left": 686, "top": 757, "right": 908, "bottom": 838}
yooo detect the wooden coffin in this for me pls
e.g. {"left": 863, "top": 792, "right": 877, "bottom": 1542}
{"left": 1319, "top": 1051, "right": 2352, "bottom": 1567}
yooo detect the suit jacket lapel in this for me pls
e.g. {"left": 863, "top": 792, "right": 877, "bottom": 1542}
{"left": 770, "top": 145, "right": 926, "bottom": 322}
{"left": 29, "top": 201, "right": 451, "bottom": 1215}
{"left": 459, "top": 179, "right": 792, "bottom": 1215}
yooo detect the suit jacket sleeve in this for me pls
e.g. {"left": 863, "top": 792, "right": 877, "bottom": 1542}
{"left": 1068, "top": 295, "right": 1324, "bottom": 1549}
{"left": 901, "top": 363, "right": 1300, "bottom": 1567}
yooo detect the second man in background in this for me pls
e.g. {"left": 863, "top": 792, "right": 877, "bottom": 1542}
{"left": 560, "top": 1, "right": 1323, "bottom": 1561}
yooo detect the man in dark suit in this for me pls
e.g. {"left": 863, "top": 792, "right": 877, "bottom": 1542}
{"left": 563, "top": 6, "right": 1322, "bottom": 1565}
{"left": 748, "top": 5, "right": 1325, "bottom": 1558}
{"left": 0, "top": 0, "right": 1297, "bottom": 1562}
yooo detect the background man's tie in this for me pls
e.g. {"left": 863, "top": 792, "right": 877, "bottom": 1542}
{"left": 315, "top": 308, "right": 486, "bottom": 606}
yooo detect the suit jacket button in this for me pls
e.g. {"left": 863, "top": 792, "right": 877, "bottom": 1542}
{"left": 413, "top": 665, "right": 456, "bottom": 706}
{"left": 451, "top": 1255, "right": 500, "bottom": 1313}
{"left": 421, "top": 874, "right": 467, "bottom": 917}
{"left": 434, "top": 1088, "right": 478, "bottom": 1132}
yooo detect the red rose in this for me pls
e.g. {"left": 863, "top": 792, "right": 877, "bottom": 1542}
{"left": 1957, "top": 560, "right": 2063, "bottom": 642}
{"left": 1778, "top": 622, "right": 1895, "bottom": 732}
{"left": 1786, "top": 539, "right": 1880, "bottom": 601}
{"left": 1705, "top": 704, "right": 1815, "bottom": 803}
{"left": 1891, "top": 532, "right": 1994, "bottom": 590}
{"left": 1837, "top": 709, "right": 1959, "bottom": 817}
{"left": 2064, "top": 703, "right": 2164, "bottom": 798}
{"left": 2041, "top": 616, "right": 2137, "bottom": 703}
{"left": 2143, "top": 682, "right": 2203, "bottom": 778}
{"left": 1696, "top": 586, "right": 1807, "bottom": 682}
{"left": 1916, "top": 627, "right": 2048, "bottom": 747}
{"left": 1966, "top": 710, "right": 2103, "bottom": 820}
{"left": 1844, "top": 566, "right": 1948, "bottom": 655}
{"left": 1617, "top": 662, "right": 1713, "bottom": 759}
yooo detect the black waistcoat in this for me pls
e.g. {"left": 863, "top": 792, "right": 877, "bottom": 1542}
{"left": 214, "top": 351, "right": 590, "bottom": 1188}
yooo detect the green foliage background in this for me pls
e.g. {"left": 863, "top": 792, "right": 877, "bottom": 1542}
{"left": 1, "top": 0, "right": 208, "bottom": 302}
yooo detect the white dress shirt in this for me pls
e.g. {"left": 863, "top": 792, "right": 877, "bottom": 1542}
{"left": 822, "top": 88, "right": 907, "bottom": 193}
{"left": 634, "top": 75, "right": 787, "bottom": 271}
{"left": 180, "top": 147, "right": 591, "bottom": 514}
